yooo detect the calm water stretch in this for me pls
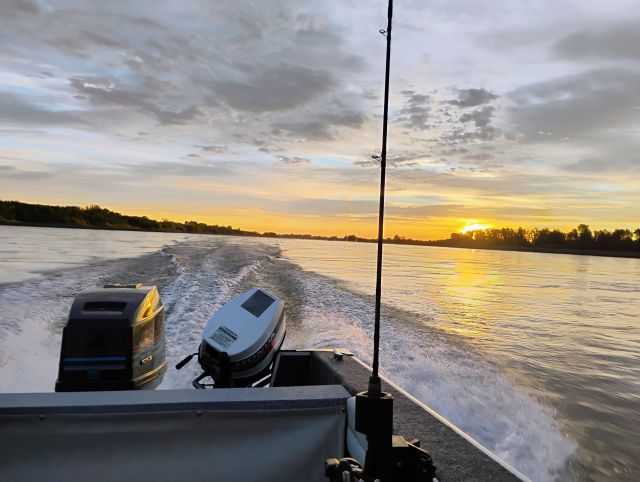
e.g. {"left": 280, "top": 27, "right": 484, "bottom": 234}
{"left": 0, "top": 226, "right": 638, "bottom": 481}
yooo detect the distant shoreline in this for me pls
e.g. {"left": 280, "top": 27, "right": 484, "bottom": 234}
{"left": 427, "top": 243, "right": 640, "bottom": 259}
{"left": 3, "top": 220, "right": 640, "bottom": 259}
{"left": 0, "top": 219, "right": 239, "bottom": 235}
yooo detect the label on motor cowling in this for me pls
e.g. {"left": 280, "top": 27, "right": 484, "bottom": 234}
{"left": 209, "top": 326, "right": 238, "bottom": 348}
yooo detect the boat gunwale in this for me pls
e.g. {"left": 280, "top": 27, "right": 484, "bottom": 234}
{"left": 0, "top": 384, "right": 350, "bottom": 415}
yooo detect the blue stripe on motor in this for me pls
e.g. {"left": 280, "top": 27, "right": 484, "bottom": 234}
{"left": 64, "top": 357, "right": 127, "bottom": 362}
{"left": 63, "top": 365, "right": 126, "bottom": 371}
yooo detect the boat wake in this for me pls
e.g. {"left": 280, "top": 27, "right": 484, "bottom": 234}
{"left": 157, "top": 240, "right": 268, "bottom": 388}
{"left": 275, "top": 263, "right": 575, "bottom": 482}
{"left": 0, "top": 236, "right": 576, "bottom": 481}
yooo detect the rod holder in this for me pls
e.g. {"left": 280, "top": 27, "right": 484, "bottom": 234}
{"left": 356, "top": 390, "right": 394, "bottom": 480}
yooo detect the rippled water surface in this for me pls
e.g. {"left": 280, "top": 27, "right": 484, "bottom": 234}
{"left": 0, "top": 226, "right": 638, "bottom": 481}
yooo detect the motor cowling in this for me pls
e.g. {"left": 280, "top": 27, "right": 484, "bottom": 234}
{"left": 191, "top": 288, "right": 286, "bottom": 388}
{"left": 55, "top": 284, "right": 166, "bottom": 392}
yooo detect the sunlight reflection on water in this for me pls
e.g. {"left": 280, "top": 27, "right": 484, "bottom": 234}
{"left": 278, "top": 238, "right": 640, "bottom": 480}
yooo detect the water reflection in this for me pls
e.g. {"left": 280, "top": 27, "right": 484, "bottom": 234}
{"left": 280, "top": 239, "right": 640, "bottom": 480}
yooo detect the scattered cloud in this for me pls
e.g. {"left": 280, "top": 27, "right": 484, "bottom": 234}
{"left": 277, "top": 155, "right": 311, "bottom": 165}
{"left": 355, "top": 150, "right": 433, "bottom": 168}
{"left": 0, "top": 164, "right": 53, "bottom": 180}
{"left": 212, "top": 64, "right": 335, "bottom": 113}
{"left": 553, "top": 19, "right": 640, "bottom": 60}
{"left": 272, "top": 101, "right": 365, "bottom": 141}
{"left": 195, "top": 145, "right": 228, "bottom": 154}
{"left": 0, "top": 92, "right": 84, "bottom": 126}
{"left": 0, "top": 0, "right": 41, "bottom": 18}
{"left": 446, "top": 88, "right": 498, "bottom": 108}
{"left": 563, "top": 157, "right": 640, "bottom": 173}
{"left": 69, "top": 76, "right": 204, "bottom": 125}
{"left": 442, "top": 126, "right": 501, "bottom": 144}
{"left": 507, "top": 68, "right": 640, "bottom": 142}
{"left": 122, "top": 160, "right": 235, "bottom": 179}
{"left": 459, "top": 106, "right": 495, "bottom": 128}
{"left": 398, "top": 90, "right": 432, "bottom": 130}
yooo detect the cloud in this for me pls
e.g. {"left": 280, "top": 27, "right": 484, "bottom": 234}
{"left": 0, "top": 0, "right": 41, "bottom": 18}
{"left": 69, "top": 76, "right": 203, "bottom": 125}
{"left": 0, "top": 92, "right": 84, "bottom": 126}
{"left": 272, "top": 101, "right": 365, "bottom": 140}
{"left": 153, "top": 106, "right": 204, "bottom": 125}
{"left": 266, "top": 196, "right": 465, "bottom": 220}
{"left": 355, "top": 150, "right": 432, "bottom": 168}
{"left": 1, "top": 1, "right": 368, "bottom": 141}
{"left": 212, "top": 64, "right": 335, "bottom": 113}
{"left": 273, "top": 120, "right": 333, "bottom": 141}
{"left": 320, "top": 103, "right": 366, "bottom": 128}
{"left": 122, "top": 160, "right": 234, "bottom": 179}
{"left": 70, "top": 76, "right": 145, "bottom": 107}
{"left": 563, "top": 157, "right": 640, "bottom": 173}
{"left": 398, "top": 90, "right": 432, "bottom": 129}
{"left": 462, "top": 152, "right": 495, "bottom": 162}
{"left": 265, "top": 194, "right": 565, "bottom": 227}
{"left": 459, "top": 106, "right": 495, "bottom": 128}
{"left": 442, "top": 126, "right": 501, "bottom": 144}
{"left": 507, "top": 68, "right": 640, "bottom": 142}
{"left": 446, "top": 88, "right": 498, "bottom": 108}
{"left": 0, "top": 164, "right": 53, "bottom": 180}
{"left": 195, "top": 145, "right": 227, "bottom": 154}
{"left": 48, "top": 30, "right": 127, "bottom": 58}
{"left": 559, "top": 134, "right": 640, "bottom": 174}
{"left": 391, "top": 168, "right": 570, "bottom": 198}
{"left": 436, "top": 99, "right": 501, "bottom": 146}
{"left": 277, "top": 156, "right": 311, "bottom": 165}
{"left": 553, "top": 20, "right": 640, "bottom": 60}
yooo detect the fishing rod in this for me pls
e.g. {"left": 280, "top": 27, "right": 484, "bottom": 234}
{"left": 370, "top": 0, "right": 393, "bottom": 399}
{"left": 326, "top": 1, "right": 437, "bottom": 480}
{"left": 356, "top": 1, "right": 395, "bottom": 478}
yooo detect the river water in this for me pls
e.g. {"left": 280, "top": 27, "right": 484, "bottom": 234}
{"left": 0, "top": 225, "right": 638, "bottom": 481}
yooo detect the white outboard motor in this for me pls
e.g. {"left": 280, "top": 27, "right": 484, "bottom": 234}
{"left": 177, "top": 288, "right": 286, "bottom": 388}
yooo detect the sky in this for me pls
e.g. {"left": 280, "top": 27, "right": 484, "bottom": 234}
{"left": 1, "top": 0, "right": 639, "bottom": 239}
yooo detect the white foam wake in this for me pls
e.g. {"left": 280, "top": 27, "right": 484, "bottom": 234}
{"left": 157, "top": 242, "right": 264, "bottom": 389}
{"left": 288, "top": 268, "right": 575, "bottom": 482}
{"left": 0, "top": 235, "right": 577, "bottom": 481}
{"left": 0, "top": 257, "right": 131, "bottom": 392}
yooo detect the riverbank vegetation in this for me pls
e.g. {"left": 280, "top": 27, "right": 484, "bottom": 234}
{"left": 424, "top": 225, "right": 640, "bottom": 253}
{"left": 0, "top": 200, "right": 257, "bottom": 236}
{"left": 2, "top": 200, "right": 639, "bottom": 256}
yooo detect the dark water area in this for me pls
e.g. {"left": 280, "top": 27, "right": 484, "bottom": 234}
{"left": 1, "top": 226, "right": 639, "bottom": 481}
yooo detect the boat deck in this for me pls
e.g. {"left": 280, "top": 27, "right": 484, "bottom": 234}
{"left": 0, "top": 350, "right": 527, "bottom": 481}
{"left": 273, "top": 350, "right": 527, "bottom": 481}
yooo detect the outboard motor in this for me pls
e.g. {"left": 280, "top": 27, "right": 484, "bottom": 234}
{"left": 177, "top": 288, "right": 286, "bottom": 388}
{"left": 55, "top": 284, "right": 166, "bottom": 392}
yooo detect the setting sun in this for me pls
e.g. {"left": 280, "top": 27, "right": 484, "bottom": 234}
{"left": 461, "top": 223, "right": 492, "bottom": 234}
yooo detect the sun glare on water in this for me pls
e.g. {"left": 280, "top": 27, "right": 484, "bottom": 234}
{"left": 460, "top": 223, "right": 491, "bottom": 234}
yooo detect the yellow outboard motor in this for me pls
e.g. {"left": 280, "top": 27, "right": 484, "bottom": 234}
{"left": 55, "top": 284, "right": 166, "bottom": 392}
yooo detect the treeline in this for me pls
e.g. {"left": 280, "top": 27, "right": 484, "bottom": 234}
{"left": 2, "top": 200, "right": 639, "bottom": 255}
{"left": 0, "top": 200, "right": 258, "bottom": 236}
{"left": 0, "top": 200, "right": 373, "bottom": 241}
{"left": 432, "top": 224, "right": 640, "bottom": 252}
{"left": 262, "top": 232, "right": 367, "bottom": 242}
{"left": 265, "top": 225, "right": 640, "bottom": 254}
